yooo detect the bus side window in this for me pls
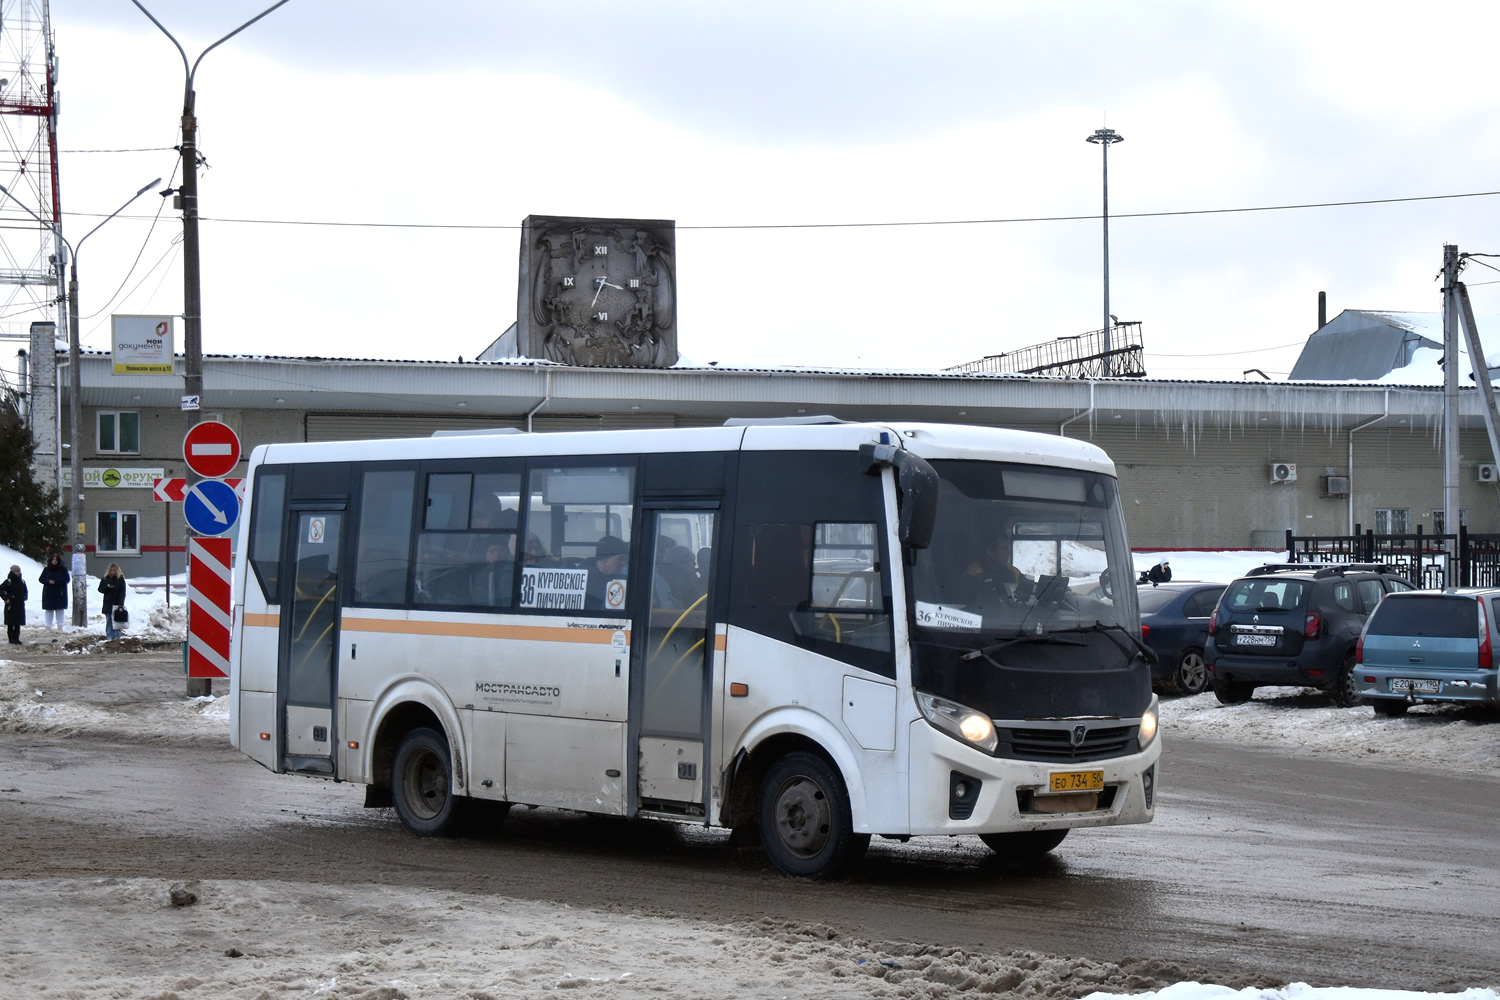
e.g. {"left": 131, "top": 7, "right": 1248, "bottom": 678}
{"left": 810, "top": 522, "right": 882, "bottom": 611}
{"left": 412, "top": 470, "right": 522, "bottom": 609}
{"left": 730, "top": 451, "right": 894, "bottom": 677}
{"left": 248, "top": 470, "right": 287, "bottom": 603}
{"left": 519, "top": 465, "right": 634, "bottom": 614}
{"left": 353, "top": 470, "right": 415, "bottom": 605}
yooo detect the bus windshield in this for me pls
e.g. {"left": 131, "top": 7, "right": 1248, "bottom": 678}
{"left": 909, "top": 460, "right": 1138, "bottom": 641}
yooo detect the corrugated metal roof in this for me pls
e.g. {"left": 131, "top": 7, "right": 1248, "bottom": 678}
{"left": 64, "top": 347, "right": 1488, "bottom": 434}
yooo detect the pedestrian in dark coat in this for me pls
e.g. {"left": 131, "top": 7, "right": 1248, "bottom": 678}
{"left": 1, "top": 564, "right": 27, "bottom": 644}
{"left": 1146, "top": 559, "right": 1172, "bottom": 586}
{"left": 98, "top": 562, "right": 127, "bottom": 640}
{"left": 38, "top": 554, "right": 69, "bottom": 631}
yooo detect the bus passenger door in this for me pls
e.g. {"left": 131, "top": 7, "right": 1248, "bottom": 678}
{"left": 278, "top": 510, "right": 343, "bottom": 776}
{"left": 630, "top": 505, "right": 718, "bottom": 817}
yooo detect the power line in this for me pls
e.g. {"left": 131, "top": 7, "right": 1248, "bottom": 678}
{"left": 61, "top": 146, "right": 175, "bottom": 153}
{"left": 56, "top": 187, "right": 1500, "bottom": 232}
{"left": 1151, "top": 341, "right": 1307, "bottom": 358}
{"left": 79, "top": 158, "right": 181, "bottom": 320}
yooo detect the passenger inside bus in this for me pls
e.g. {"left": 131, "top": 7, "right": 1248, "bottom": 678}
{"left": 522, "top": 533, "right": 551, "bottom": 566}
{"left": 585, "top": 535, "right": 630, "bottom": 610}
{"left": 654, "top": 539, "right": 701, "bottom": 608}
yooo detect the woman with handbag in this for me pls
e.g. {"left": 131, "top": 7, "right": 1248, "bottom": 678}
{"left": 38, "top": 553, "right": 69, "bottom": 631}
{"left": 98, "top": 563, "right": 127, "bottom": 640}
{"left": 1, "top": 564, "right": 27, "bottom": 645}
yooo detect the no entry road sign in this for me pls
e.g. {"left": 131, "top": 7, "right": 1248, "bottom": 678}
{"left": 183, "top": 479, "right": 240, "bottom": 535}
{"left": 183, "top": 420, "right": 241, "bottom": 478}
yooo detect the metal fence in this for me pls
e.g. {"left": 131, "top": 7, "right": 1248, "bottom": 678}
{"left": 1285, "top": 526, "right": 1500, "bottom": 588}
{"left": 947, "top": 322, "right": 1147, "bottom": 378}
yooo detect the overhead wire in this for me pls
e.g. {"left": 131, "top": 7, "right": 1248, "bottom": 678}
{"left": 60, "top": 146, "right": 175, "bottom": 154}
{"left": 81, "top": 238, "right": 183, "bottom": 345}
{"left": 55, "top": 186, "right": 1500, "bottom": 232}
{"left": 1152, "top": 341, "right": 1307, "bottom": 358}
{"left": 80, "top": 158, "right": 181, "bottom": 320}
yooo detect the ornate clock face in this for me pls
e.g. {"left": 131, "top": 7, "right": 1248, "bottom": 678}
{"left": 523, "top": 218, "right": 676, "bottom": 368}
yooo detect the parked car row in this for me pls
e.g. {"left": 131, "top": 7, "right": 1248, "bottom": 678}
{"left": 1136, "top": 560, "right": 1500, "bottom": 716}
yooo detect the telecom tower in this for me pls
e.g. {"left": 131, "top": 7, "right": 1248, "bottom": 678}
{"left": 0, "top": 0, "right": 62, "bottom": 343}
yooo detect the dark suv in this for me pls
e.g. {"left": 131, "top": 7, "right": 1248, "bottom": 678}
{"left": 1205, "top": 564, "right": 1414, "bottom": 706}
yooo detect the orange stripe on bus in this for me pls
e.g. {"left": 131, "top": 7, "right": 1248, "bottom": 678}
{"left": 339, "top": 617, "right": 630, "bottom": 644}
{"left": 715, "top": 633, "right": 727, "bottom": 651}
{"left": 243, "top": 613, "right": 278, "bottom": 628}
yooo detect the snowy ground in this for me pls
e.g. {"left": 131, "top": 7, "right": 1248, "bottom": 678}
{"left": 2, "top": 544, "right": 1497, "bottom": 996}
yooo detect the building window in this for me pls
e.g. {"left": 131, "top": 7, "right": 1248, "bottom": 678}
{"left": 1431, "top": 509, "right": 1469, "bottom": 534}
{"left": 97, "top": 411, "right": 140, "bottom": 454}
{"left": 1374, "top": 508, "right": 1411, "bottom": 535}
{"left": 96, "top": 511, "right": 140, "bottom": 555}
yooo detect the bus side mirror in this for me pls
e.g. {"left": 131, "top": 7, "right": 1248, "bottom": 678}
{"left": 860, "top": 443, "right": 938, "bottom": 550}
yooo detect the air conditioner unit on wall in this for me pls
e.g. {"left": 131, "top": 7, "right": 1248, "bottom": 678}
{"left": 1478, "top": 464, "right": 1499, "bottom": 484}
{"left": 1320, "top": 475, "right": 1350, "bottom": 497}
{"left": 1270, "top": 462, "right": 1297, "bottom": 484}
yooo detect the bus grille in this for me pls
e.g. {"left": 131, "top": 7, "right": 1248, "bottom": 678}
{"left": 998, "top": 724, "right": 1138, "bottom": 762}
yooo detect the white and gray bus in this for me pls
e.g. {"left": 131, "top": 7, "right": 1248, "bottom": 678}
{"left": 229, "top": 420, "right": 1159, "bottom": 878}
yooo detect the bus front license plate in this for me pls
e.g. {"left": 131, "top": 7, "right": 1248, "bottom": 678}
{"left": 1050, "top": 770, "right": 1104, "bottom": 792}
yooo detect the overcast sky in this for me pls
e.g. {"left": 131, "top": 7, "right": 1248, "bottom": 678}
{"left": 4, "top": 0, "right": 1499, "bottom": 383}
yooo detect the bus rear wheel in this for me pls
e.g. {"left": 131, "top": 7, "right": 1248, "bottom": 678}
{"left": 980, "top": 829, "right": 1069, "bottom": 857}
{"left": 392, "top": 727, "right": 464, "bottom": 837}
{"left": 757, "top": 751, "right": 868, "bottom": 880}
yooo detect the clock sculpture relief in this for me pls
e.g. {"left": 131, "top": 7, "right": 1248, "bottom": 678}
{"left": 517, "top": 215, "right": 677, "bottom": 367}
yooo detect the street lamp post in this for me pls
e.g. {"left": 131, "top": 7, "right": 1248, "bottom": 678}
{"left": 1085, "top": 127, "right": 1124, "bottom": 377}
{"left": 129, "top": 0, "right": 293, "bottom": 443}
{"left": 0, "top": 178, "right": 161, "bottom": 626}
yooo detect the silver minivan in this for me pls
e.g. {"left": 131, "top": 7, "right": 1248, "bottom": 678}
{"left": 1355, "top": 589, "right": 1500, "bottom": 716}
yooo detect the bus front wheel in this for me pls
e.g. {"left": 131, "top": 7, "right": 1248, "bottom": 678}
{"left": 757, "top": 751, "right": 868, "bottom": 880}
{"left": 392, "top": 727, "right": 464, "bottom": 837}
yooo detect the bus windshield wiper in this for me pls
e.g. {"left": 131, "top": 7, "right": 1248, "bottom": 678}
{"left": 1048, "top": 622, "right": 1159, "bottom": 666}
{"left": 959, "top": 633, "right": 1086, "bottom": 663}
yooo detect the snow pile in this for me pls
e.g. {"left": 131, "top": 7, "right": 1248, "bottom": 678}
{"left": 1161, "top": 687, "right": 1500, "bottom": 776}
{"left": 1088, "top": 986, "right": 1497, "bottom": 1000}
{"left": 0, "top": 879, "right": 1254, "bottom": 999}
{"left": 1132, "top": 549, "right": 1288, "bottom": 585}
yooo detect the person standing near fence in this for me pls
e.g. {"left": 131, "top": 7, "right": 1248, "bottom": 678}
{"left": 38, "top": 553, "right": 69, "bottom": 633}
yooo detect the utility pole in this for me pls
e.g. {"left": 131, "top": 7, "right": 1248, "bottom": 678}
{"left": 1086, "top": 127, "right": 1124, "bottom": 376}
{"left": 131, "top": 0, "right": 293, "bottom": 695}
{"left": 1442, "top": 244, "right": 1461, "bottom": 543}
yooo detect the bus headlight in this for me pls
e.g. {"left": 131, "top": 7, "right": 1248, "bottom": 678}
{"left": 1139, "top": 695, "right": 1160, "bottom": 748}
{"left": 916, "top": 692, "right": 998, "bottom": 753}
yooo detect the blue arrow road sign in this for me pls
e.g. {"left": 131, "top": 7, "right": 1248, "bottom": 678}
{"left": 183, "top": 479, "right": 241, "bottom": 536}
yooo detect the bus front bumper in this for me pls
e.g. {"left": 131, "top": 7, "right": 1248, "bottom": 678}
{"left": 903, "top": 719, "right": 1160, "bottom": 837}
